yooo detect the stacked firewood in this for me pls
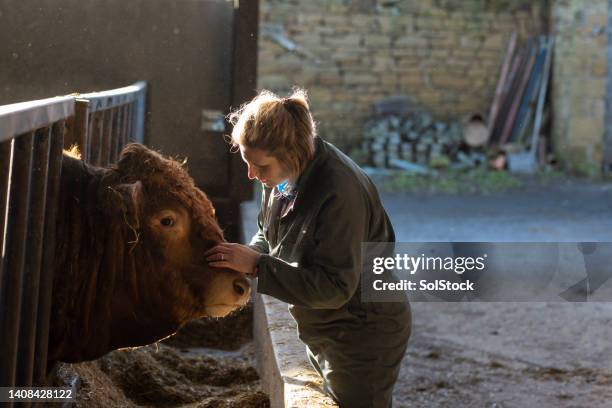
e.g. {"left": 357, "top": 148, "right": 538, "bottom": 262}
{"left": 360, "top": 112, "right": 485, "bottom": 171}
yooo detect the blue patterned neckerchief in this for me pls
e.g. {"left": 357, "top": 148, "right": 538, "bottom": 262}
{"left": 275, "top": 180, "right": 298, "bottom": 218}
{"left": 276, "top": 180, "right": 298, "bottom": 200}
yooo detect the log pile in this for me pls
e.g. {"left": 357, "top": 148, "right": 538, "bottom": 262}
{"left": 361, "top": 112, "right": 486, "bottom": 171}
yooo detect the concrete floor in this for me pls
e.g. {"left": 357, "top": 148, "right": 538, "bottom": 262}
{"left": 381, "top": 181, "right": 612, "bottom": 407}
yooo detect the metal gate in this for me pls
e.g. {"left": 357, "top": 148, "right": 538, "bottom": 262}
{"left": 0, "top": 82, "right": 146, "bottom": 399}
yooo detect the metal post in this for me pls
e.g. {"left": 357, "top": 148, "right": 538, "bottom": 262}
{"left": 0, "top": 133, "right": 33, "bottom": 393}
{"left": 74, "top": 100, "right": 90, "bottom": 161}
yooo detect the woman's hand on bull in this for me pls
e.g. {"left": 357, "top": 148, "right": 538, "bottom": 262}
{"left": 205, "top": 243, "right": 260, "bottom": 277}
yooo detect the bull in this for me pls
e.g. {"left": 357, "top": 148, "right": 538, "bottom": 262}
{"left": 48, "top": 143, "right": 250, "bottom": 363}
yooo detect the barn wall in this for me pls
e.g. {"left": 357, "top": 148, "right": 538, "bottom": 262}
{"left": 258, "top": 0, "right": 545, "bottom": 149}
{"left": 550, "top": 0, "right": 608, "bottom": 174}
{"left": 0, "top": 0, "right": 238, "bottom": 195}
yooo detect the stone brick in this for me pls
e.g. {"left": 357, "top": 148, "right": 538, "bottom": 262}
{"left": 343, "top": 73, "right": 379, "bottom": 86}
{"left": 394, "top": 35, "right": 428, "bottom": 47}
{"left": 259, "top": 74, "right": 291, "bottom": 90}
{"left": 453, "top": 48, "right": 478, "bottom": 58}
{"left": 432, "top": 74, "right": 470, "bottom": 89}
{"left": 418, "top": 90, "right": 442, "bottom": 104}
{"left": 591, "top": 58, "right": 607, "bottom": 77}
{"left": 430, "top": 48, "right": 451, "bottom": 58}
{"left": 568, "top": 117, "right": 605, "bottom": 145}
{"left": 325, "top": 34, "right": 362, "bottom": 48}
{"left": 574, "top": 78, "right": 606, "bottom": 99}
{"left": 430, "top": 36, "right": 458, "bottom": 48}
{"left": 310, "top": 87, "right": 334, "bottom": 102}
{"left": 318, "top": 70, "right": 342, "bottom": 86}
{"left": 364, "top": 34, "right": 391, "bottom": 47}
{"left": 292, "top": 33, "right": 322, "bottom": 47}
{"left": 398, "top": 73, "right": 423, "bottom": 87}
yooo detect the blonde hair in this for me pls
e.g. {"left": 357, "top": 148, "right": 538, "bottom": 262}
{"left": 228, "top": 88, "right": 317, "bottom": 177}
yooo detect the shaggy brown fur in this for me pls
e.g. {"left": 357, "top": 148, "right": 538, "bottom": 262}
{"left": 50, "top": 144, "right": 245, "bottom": 363}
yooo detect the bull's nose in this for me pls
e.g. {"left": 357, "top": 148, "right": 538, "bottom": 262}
{"left": 233, "top": 277, "right": 250, "bottom": 298}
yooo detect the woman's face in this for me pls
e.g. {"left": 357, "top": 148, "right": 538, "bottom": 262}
{"left": 240, "top": 146, "right": 292, "bottom": 188}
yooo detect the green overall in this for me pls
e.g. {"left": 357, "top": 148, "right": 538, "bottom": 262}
{"left": 251, "top": 137, "right": 411, "bottom": 408}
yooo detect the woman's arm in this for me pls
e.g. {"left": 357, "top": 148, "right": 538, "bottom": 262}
{"left": 256, "top": 191, "right": 372, "bottom": 309}
{"left": 248, "top": 208, "right": 269, "bottom": 254}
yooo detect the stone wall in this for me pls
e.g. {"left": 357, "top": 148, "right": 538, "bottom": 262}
{"left": 550, "top": 0, "right": 608, "bottom": 174}
{"left": 258, "top": 0, "right": 545, "bottom": 149}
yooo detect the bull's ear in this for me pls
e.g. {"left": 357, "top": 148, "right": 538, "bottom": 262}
{"left": 117, "top": 143, "right": 164, "bottom": 177}
{"left": 111, "top": 181, "right": 143, "bottom": 230}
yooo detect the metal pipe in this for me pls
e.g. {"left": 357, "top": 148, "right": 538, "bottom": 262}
{"left": 110, "top": 107, "right": 121, "bottom": 163}
{"left": 0, "top": 132, "right": 33, "bottom": 391}
{"left": 33, "top": 120, "right": 64, "bottom": 385}
{"left": 16, "top": 127, "right": 50, "bottom": 395}
{"left": 89, "top": 111, "right": 102, "bottom": 166}
{"left": 101, "top": 109, "right": 113, "bottom": 166}
{"left": 0, "top": 140, "right": 12, "bottom": 276}
{"left": 126, "top": 102, "right": 134, "bottom": 143}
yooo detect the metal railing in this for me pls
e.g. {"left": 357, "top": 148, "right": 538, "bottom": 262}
{"left": 68, "top": 81, "right": 147, "bottom": 165}
{"left": 0, "top": 82, "right": 147, "bottom": 399}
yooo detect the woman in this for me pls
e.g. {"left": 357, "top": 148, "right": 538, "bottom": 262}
{"left": 205, "top": 89, "right": 411, "bottom": 407}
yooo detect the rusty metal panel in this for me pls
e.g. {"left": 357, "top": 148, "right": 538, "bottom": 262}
{"left": 0, "top": 132, "right": 34, "bottom": 390}
{"left": 33, "top": 120, "right": 65, "bottom": 385}
{"left": 16, "top": 127, "right": 51, "bottom": 388}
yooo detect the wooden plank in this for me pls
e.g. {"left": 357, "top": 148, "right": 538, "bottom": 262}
{"left": 488, "top": 31, "right": 517, "bottom": 136}
{"left": 510, "top": 37, "right": 547, "bottom": 143}
{"left": 529, "top": 36, "right": 555, "bottom": 153}
{"left": 499, "top": 42, "right": 537, "bottom": 145}
{"left": 490, "top": 46, "right": 526, "bottom": 143}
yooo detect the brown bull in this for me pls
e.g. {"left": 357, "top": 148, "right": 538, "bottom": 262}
{"left": 49, "top": 143, "right": 250, "bottom": 363}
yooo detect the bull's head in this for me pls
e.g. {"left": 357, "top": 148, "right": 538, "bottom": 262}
{"left": 51, "top": 144, "right": 250, "bottom": 363}
{"left": 111, "top": 144, "right": 250, "bottom": 317}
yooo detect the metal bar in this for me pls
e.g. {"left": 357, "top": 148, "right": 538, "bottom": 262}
{"left": 74, "top": 100, "right": 90, "bottom": 161}
{"left": 33, "top": 120, "right": 64, "bottom": 385}
{"left": 89, "top": 111, "right": 102, "bottom": 166}
{"left": 0, "top": 132, "right": 34, "bottom": 391}
{"left": 117, "top": 105, "right": 128, "bottom": 157}
{"left": 0, "top": 96, "right": 74, "bottom": 143}
{"left": 79, "top": 81, "right": 147, "bottom": 113}
{"left": 101, "top": 109, "right": 113, "bottom": 166}
{"left": 0, "top": 140, "right": 11, "bottom": 276}
{"left": 133, "top": 84, "right": 147, "bottom": 143}
{"left": 126, "top": 102, "right": 134, "bottom": 143}
{"left": 109, "top": 107, "right": 120, "bottom": 163}
{"left": 16, "top": 127, "right": 50, "bottom": 390}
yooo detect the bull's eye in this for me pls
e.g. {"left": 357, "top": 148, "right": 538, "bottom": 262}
{"left": 160, "top": 217, "right": 174, "bottom": 227}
